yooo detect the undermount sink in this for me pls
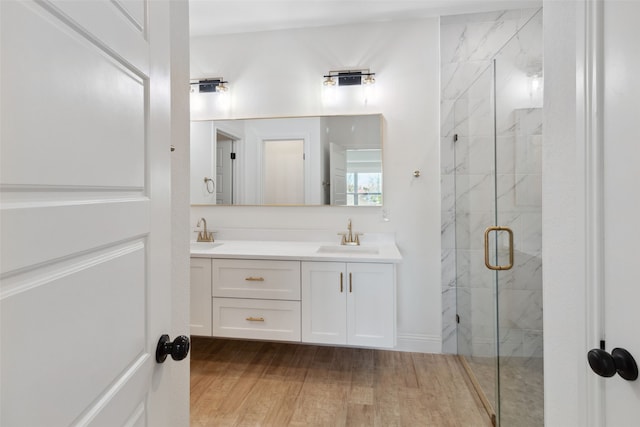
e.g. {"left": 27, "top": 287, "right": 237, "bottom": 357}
{"left": 190, "top": 241, "right": 223, "bottom": 250}
{"left": 316, "top": 245, "right": 379, "bottom": 255}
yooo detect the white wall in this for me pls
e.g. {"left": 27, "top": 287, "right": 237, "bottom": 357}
{"left": 188, "top": 18, "right": 442, "bottom": 352}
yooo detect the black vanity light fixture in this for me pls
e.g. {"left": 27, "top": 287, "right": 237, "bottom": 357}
{"left": 190, "top": 77, "right": 229, "bottom": 93}
{"left": 323, "top": 69, "right": 376, "bottom": 87}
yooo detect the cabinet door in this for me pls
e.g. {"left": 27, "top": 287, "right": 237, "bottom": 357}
{"left": 347, "top": 263, "right": 395, "bottom": 348}
{"left": 190, "top": 258, "right": 212, "bottom": 336}
{"left": 301, "top": 262, "right": 347, "bottom": 344}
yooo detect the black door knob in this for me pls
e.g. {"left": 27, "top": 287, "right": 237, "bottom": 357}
{"left": 588, "top": 347, "right": 638, "bottom": 381}
{"left": 588, "top": 348, "right": 617, "bottom": 377}
{"left": 156, "top": 334, "right": 190, "bottom": 363}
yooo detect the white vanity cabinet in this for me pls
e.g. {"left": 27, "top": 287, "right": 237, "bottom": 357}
{"left": 190, "top": 258, "right": 212, "bottom": 336}
{"left": 211, "top": 259, "right": 301, "bottom": 341}
{"left": 189, "top": 242, "right": 400, "bottom": 349}
{"left": 301, "top": 261, "right": 395, "bottom": 348}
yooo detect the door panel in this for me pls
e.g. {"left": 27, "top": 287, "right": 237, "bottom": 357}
{"left": 0, "top": 1, "right": 181, "bottom": 425}
{"left": 1, "top": 0, "right": 146, "bottom": 189}
{"left": 1, "top": 243, "right": 147, "bottom": 426}
{"left": 603, "top": 0, "right": 640, "bottom": 423}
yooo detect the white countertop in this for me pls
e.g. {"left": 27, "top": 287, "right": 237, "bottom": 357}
{"left": 190, "top": 240, "right": 403, "bottom": 263}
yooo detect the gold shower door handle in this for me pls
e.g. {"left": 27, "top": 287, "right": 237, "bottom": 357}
{"left": 484, "top": 226, "right": 514, "bottom": 271}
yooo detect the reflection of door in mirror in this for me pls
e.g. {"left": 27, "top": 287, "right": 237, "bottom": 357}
{"left": 263, "top": 139, "right": 305, "bottom": 205}
{"left": 330, "top": 143, "right": 347, "bottom": 205}
{"left": 216, "top": 136, "right": 234, "bottom": 204}
{"left": 191, "top": 121, "right": 241, "bottom": 205}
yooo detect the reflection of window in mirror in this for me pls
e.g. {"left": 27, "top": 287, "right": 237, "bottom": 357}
{"left": 263, "top": 139, "right": 305, "bottom": 205}
{"left": 346, "top": 149, "right": 382, "bottom": 206}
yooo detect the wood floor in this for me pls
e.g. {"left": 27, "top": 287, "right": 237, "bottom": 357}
{"left": 190, "top": 337, "right": 492, "bottom": 427}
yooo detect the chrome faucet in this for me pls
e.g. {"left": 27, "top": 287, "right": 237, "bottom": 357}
{"left": 196, "top": 218, "right": 214, "bottom": 242}
{"left": 339, "top": 218, "right": 362, "bottom": 245}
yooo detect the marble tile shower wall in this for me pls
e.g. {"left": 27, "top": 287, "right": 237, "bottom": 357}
{"left": 440, "top": 8, "right": 542, "bottom": 355}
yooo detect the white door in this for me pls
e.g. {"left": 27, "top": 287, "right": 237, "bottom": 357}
{"left": 262, "top": 139, "right": 305, "bottom": 205}
{"left": 330, "top": 142, "right": 347, "bottom": 205}
{"left": 216, "top": 138, "right": 233, "bottom": 204}
{"left": 0, "top": 1, "right": 186, "bottom": 426}
{"left": 599, "top": 0, "right": 640, "bottom": 423}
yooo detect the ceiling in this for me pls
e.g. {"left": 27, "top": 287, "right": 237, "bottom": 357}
{"left": 189, "top": 0, "right": 542, "bottom": 37}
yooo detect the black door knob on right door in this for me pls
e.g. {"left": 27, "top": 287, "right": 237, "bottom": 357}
{"left": 155, "top": 334, "right": 190, "bottom": 363}
{"left": 588, "top": 347, "right": 638, "bottom": 381}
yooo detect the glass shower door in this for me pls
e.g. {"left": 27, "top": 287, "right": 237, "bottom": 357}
{"left": 454, "top": 62, "right": 500, "bottom": 424}
{"left": 455, "top": 9, "right": 543, "bottom": 426}
{"left": 493, "top": 10, "right": 544, "bottom": 426}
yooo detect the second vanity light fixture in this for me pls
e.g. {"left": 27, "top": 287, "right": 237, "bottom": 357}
{"left": 323, "top": 69, "right": 376, "bottom": 87}
{"left": 190, "top": 77, "right": 231, "bottom": 113}
{"left": 190, "top": 77, "right": 229, "bottom": 93}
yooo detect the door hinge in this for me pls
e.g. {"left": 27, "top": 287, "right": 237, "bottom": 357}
{"left": 453, "top": 133, "right": 458, "bottom": 142}
{"left": 303, "top": 153, "right": 306, "bottom": 160}
{"left": 456, "top": 314, "right": 460, "bottom": 324}
{"left": 230, "top": 152, "right": 236, "bottom": 160}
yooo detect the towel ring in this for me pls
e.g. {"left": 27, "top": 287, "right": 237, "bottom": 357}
{"left": 204, "top": 177, "right": 215, "bottom": 194}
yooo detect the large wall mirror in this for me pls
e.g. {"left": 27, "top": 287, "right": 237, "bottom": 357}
{"left": 191, "top": 114, "right": 383, "bottom": 206}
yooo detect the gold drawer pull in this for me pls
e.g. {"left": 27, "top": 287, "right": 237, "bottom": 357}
{"left": 245, "top": 277, "right": 265, "bottom": 282}
{"left": 246, "top": 317, "right": 265, "bottom": 322}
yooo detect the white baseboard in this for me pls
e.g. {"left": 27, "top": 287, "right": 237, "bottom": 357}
{"left": 395, "top": 333, "right": 442, "bottom": 353}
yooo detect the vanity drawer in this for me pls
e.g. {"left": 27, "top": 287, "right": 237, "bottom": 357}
{"left": 212, "top": 298, "right": 301, "bottom": 342}
{"left": 212, "top": 259, "right": 300, "bottom": 300}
